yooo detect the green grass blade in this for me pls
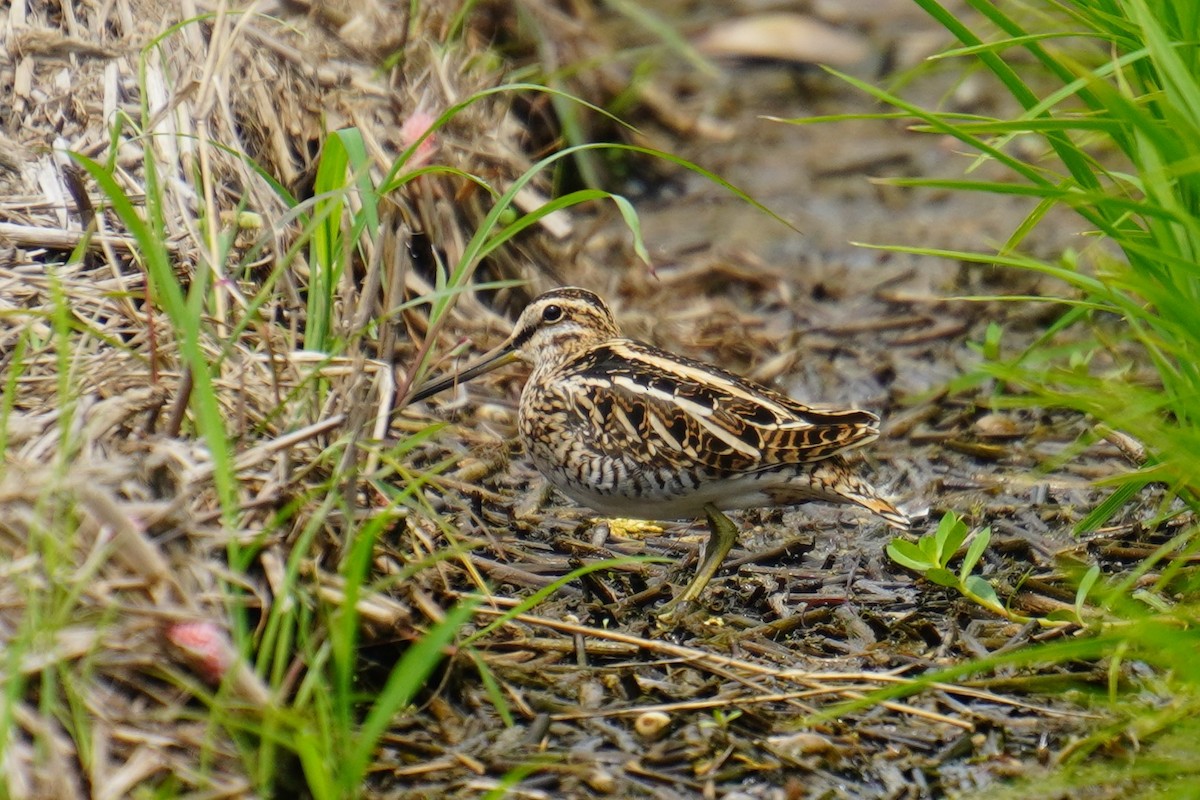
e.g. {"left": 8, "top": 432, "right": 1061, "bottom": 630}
{"left": 344, "top": 597, "right": 480, "bottom": 792}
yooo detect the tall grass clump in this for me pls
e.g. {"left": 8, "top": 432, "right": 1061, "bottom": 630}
{"left": 855, "top": 0, "right": 1199, "bottom": 531}
{"left": 781, "top": 0, "right": 1200, "bottom": 794}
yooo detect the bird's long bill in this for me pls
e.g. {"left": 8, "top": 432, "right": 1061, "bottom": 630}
{"left": 407, "top": 343, "right": 521, "bottom": 403}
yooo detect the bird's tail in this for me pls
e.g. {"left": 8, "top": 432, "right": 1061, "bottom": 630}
{"left": 846, "top": 488, "right": 910, "bottom": 530}
{"left": 768, "top": 455, "right": 907, "bottom": 532}
{"left": 803, "top": 457, "right": 911, "bottom": 530}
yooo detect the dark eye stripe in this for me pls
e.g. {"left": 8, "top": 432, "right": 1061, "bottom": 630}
{"left": 510, "top": 324, "right": 537, "bottom": 349}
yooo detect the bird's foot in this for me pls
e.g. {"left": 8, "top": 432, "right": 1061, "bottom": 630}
{"left": 653, "top": 593, "right": 690, "bottom": 626}
{"left": 653, "top": 504, "right": 740, "bottom": 627}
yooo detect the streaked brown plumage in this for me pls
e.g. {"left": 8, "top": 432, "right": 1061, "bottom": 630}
{"left": 411, "top": 287, "right": 909, "bottom": 613}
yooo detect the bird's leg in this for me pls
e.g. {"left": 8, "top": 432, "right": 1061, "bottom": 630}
{"left": 657, "top": 504, "right": 739, "bottom": 619}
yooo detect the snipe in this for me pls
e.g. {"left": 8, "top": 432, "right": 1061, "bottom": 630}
{"left": 410, "top": 287, "right": 909, "bottom": 616}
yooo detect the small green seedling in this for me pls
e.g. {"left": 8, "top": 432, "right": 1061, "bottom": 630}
{"left": 888, "top": 512, "right": 1090, "bottom": 628}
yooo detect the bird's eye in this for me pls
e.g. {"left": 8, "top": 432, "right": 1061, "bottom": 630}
{"left": 542, "top": 304, "right": 564, "bottom": 323}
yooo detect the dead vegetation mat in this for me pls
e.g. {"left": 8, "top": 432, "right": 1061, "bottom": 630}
{"left": 0, "top": 1, "right": 1176, "bottom": 798}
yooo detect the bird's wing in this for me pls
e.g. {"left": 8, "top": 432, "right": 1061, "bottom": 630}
{"left": 563, "top": 340, "right": 880, "bottom": 478}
